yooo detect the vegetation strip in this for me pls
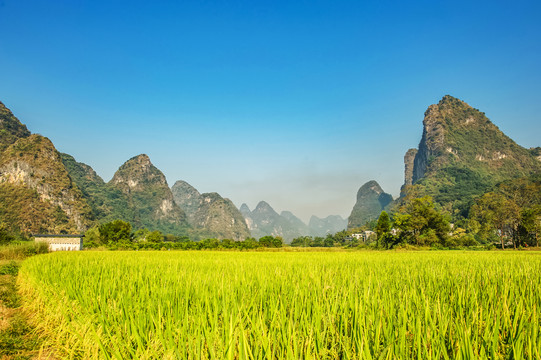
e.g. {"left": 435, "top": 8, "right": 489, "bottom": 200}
{"left": 0, "top": 259, "right": 42, "bottom": 359}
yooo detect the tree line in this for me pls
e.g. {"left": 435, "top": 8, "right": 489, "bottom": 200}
{"left": 83, "top": 220, "right": 284, "bottom": 250}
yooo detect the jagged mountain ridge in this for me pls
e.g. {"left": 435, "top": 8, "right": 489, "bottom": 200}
{"left": 401, "top": 95, "right": 541, "bottom": 215}
{"left": 309, "top": 215, "right": 348, "bottom": 236}
{"left": 241, "top": 202, "right": 307, "bottom": 242}
{"left": 62, "top": 153, "right": 191, "bottom": 235}
{"left": 241, "top": 202, "right": 347, "bottom": 241}
{"left": 172, "top": 180, "right": 250, "bottom": 241}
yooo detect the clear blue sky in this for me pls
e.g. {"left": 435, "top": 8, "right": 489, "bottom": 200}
{"left": 1, "top": 0, "right": 540, "bottom": 222}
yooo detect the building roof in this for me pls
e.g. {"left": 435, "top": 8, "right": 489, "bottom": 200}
{"left": 33, "top": 234, "right": 84, "bottom": 238}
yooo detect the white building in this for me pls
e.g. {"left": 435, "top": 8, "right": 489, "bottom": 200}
{"left": 34, "top": 234, "right": 84, "bottom": 251}
{"left": 351, "top": 231, "right": 376, "bottom": 242}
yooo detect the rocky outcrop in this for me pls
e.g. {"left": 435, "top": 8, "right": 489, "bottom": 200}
{"left": 347, "top": 180, "right": 393, "bottom": 229}
{"left": 0, "top": 134, "right": 92, "bottom": 233}
{"left": 411, "top": 102, "right": 447, "bottom": 184}
{"left": 401, "top": 95, "right": 540, "bottom": 214}
{"left": 403, "top": 148, "right": 418, "bottom": 187}
{"left": 109, "top": 154, "right": 188, "bottom": 231}
{"left": 172, "top": 181, "right": 250, "bottom": 240}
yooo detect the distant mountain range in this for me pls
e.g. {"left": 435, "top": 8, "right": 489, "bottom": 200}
{"left": 240, "top": 201, "right": 347, "bottom": 242}
{"left": 0, "top": 95, "right": 538, "bottom": 239}
{"left": 0, "top": 100, "right": 345, "bottom": 239}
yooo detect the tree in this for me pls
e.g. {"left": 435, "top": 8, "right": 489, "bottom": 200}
{"left": 521, "top": 206, "right": 541, "bottom": 247}
{"left": 272, "top": 236, "right": 284, "bottom": 248}
{"left": 241, "top": 237, "right": 260, "bottom": 249}
{"left": 133, "top": 228, "right": 150, "bottom": 242}
{"left": 83, "top": 225, "right": 101, "bottom": 247}
{"left": 146, "top": 230, "right": 164, "bottom": 243}
{"left": 99, "top": 220, "right": 132, "bottom": 244}
{"left": 312, "top": 237, "right": 325, "bottom": 247}
{"left": 375, "top": 211, "right": 391, "bottom": 247}
{"left": 470, "top": 192, "right": 520, "bottom": 249}
{"left": 323, "top": 234, "right": 334, "bottom": 247}
{"left": 291, "top": 236, "right": 313, "bottom": 247}
{"left": 394, "top": 196, "right": 450, "bottom": 246}
{"left": 258, "top": 236, "right": 282, "bottom": 248}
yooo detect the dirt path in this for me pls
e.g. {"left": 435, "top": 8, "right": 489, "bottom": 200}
{"left": 0, "top": 261, "right": 47, "bottom": 360}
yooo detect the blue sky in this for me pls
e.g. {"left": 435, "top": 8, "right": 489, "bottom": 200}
{"left": 1, "top": 0, "right": 540, "bottom": 222}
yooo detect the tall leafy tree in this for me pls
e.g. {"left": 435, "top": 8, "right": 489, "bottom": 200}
{"left": 394, "top": 196, "right": 450, "bottom": 246}
{"left": 520, "top": 206, "right": 541, "bottom": 247}
{"left": 375, "top": 211, "right": 391, "bottom": 248}
{"left": 470, "top": 192, "right": 520, "bottom": 249}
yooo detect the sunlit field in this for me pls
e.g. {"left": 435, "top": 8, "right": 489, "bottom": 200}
{"left": 19, "top": 251, "right": 541, "bottom": 359}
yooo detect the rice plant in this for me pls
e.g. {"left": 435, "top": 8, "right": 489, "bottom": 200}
{"left": 18, "top": 251, "right": 541, "bottom": 359}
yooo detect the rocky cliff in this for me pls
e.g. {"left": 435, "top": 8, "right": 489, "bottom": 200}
{"left": 0, "top": 106, "right": 93, "bottom": 234}
{"left": 401, "top": 95, "right": 541, "bottom": 215}
{"left": 347, "top": 180, "right": 393, "bottom": 229}
{"left": 403, "top": 148, "right": 418, "bottom": 188}
{"left": 171, "top": 180, "right": 250, "bottom": 240}
{"left": 108, "top": 154, "right": 189, "bottom": 233}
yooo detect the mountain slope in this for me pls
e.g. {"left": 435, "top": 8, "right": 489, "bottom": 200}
{"left": 0, "top": 134, "right": 92, "bottom": 233}
{"left": 348, "top": 180, "right": 393, "bottom": 229}
{"left": 171, "top": 180, "right": 202, "bottom": 224}
{"left": 172, "top": 180, "right": 250, "bottom": 241}
{"left": 108, "top": 154, "right": 189, "bottom": 234}
{"left": 402, "top": 95, "right": 541, "bottom": 215}
{"left": 61, "top": 153, "right": 134, "bottom": 222}
{"left": 0, "top": 101, "right": 31, "bottom": 151}
{"left": 281, "top": 211, "right": 309, "bottom": 235}
{"left": 193, "top": 193, "right": 251, "bottom": 241}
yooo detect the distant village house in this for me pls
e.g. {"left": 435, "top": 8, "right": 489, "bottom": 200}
{"left": 34, "top": 234, "right": 84, "bottom": 251}
{"left": 351, "top": 231, "right": 376, "bottom": 242}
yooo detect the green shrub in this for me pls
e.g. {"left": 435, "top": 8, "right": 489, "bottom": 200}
{"left": 0, "top": 241, "right": 49, "bottom": 260}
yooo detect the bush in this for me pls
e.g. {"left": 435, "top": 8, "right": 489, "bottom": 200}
{"left": 0, "top": 241, "right": 49, "bottom": 260}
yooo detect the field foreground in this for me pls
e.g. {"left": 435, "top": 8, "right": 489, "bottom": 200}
{"left": 18, "top": 251, "right": 541, "bottom": 359}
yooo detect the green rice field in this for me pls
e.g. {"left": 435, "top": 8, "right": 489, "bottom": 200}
{"left": 18, "top": 251, "right": 541, "bottom": 359}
